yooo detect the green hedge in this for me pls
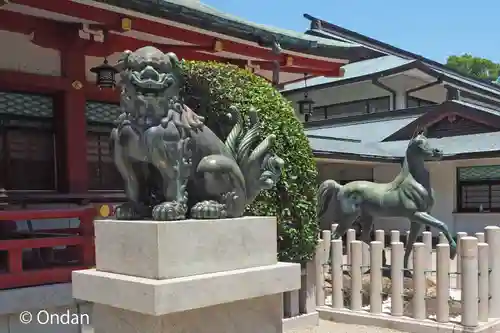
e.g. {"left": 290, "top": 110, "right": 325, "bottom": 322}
{"left": 180, "top": 60, "right": 318, "bottom": 262}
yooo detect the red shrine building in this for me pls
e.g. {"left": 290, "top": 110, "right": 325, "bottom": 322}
{"left": 0, "top": 0, "right": 379, "bottom": 301}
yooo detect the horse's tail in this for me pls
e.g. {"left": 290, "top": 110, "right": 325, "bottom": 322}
{"left": 317, "top": 179, "right": 343, "bottom": 231}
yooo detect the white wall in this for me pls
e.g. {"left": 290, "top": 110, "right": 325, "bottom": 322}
{"left": 0, "top": 30, "right": 120, "bottom": 85}
{"left": 372, "top": 158, "right": 500, "bottom": 235}
{"left": 0, "top": 31, "right": 60, "bottom": 76}
{"left": 316, "top": 161, "right": 373, "bottom": 183}
{"left": 283, "top": 71, "right": 450, "bottom": 122}
{"left": 285, "top": 81, "right": 389, "bottom": 122}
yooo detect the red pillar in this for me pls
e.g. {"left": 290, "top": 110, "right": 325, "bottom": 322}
{"left": 54, "top": 28, "right": 88, "bottom": 193}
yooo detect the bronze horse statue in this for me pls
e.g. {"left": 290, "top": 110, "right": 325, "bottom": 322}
{"left": 317, "top": 133, "right": 457, "bottom": 268}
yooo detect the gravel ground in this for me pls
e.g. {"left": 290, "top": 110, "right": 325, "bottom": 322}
{"left": 286, "top": 320, "right": 405, "bottom": 333}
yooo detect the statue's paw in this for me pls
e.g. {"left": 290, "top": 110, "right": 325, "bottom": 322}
{"left": 190, "top": 200, "right": 227, "bottom": 219}
{"left": 152, "top": 201, "right": 187, "bottom": 221}
{"left": 114, "top": 202, "right": 142, "bottom": 220}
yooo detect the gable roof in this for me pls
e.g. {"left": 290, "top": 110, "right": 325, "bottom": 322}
{"left": 383, "top": 100, "right": 500, "bottom": 141}
{"left": 307, "top": 113, "right": 420, "bottom": 142}
{"left": 303, "top": 14, "right": 500, "bottom": 98}
{"left": 312, "top": 132, "right": 500, "bottom": 162}
{"left": 307, "top": 101, "right": 500, "bottom": 161}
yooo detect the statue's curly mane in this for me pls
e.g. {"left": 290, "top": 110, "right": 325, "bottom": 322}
{"left": 176, "top": 104, "right": 205, "bottom": 130}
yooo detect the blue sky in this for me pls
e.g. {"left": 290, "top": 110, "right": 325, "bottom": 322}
{"left": 203, "top": 0, "right": 499, "bottom": 64}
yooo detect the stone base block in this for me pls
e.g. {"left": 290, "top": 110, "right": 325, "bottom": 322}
{"left": 92, "top": 294, "right": 283, "bottom": 333}
{"left": 73, "top": 262, "right": 300, "bottom": 316}
{"left": 94, "top": 216, "right": 277, "bottom": 279}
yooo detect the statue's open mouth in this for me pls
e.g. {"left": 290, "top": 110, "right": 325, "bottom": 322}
{"left": 129, "top": 72, "right": 173, "bottom": 96}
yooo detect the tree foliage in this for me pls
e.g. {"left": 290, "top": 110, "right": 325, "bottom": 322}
{"left": 180, "top": 60, "right": 319, "bottom": 262}
{"left": 446, "top": 54, "right": 500, "bottom": 81}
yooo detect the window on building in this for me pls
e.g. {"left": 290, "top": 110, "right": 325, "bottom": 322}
{"left": 0, "top": 92, "right": 56, "bottom": 191}
{"left": 367, "top": 97, "right": 391, "bottom": 113}
{"left": 85, "top": 102, "right": 123, "bottom": 191}
{"left": 457, "top": 165, "right": 500, "bottom": 212}
{"left": 87, "top": 129, "right": 123, "bottom": 191}
{"left": 312, "top": 96, "right": 391, "bottom": 121}
{"left": 3, "top": 123, "right": 56, "bottom": 190}
{"left": 407, "top": 96, "right": 437, "bottom": 108}
{"left": 310, "top": 107, "right": 327, "bottom": 121}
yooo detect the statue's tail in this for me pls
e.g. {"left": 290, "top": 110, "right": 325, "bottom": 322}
{"left": 317, "top": 179, "right": 343, "bottom": 231}
{"left": 197, "top": 154, "right": 247, "bottom": 217}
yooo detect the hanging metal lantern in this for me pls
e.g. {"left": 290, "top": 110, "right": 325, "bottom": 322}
{"left": 297, "top": 94, "right": 315, "bottom": 120}
{"left": 90, "top": 58, "right": 118, "bottom": 89}
{"left": 297, "top": 74, "right": 315, "bottom": 122}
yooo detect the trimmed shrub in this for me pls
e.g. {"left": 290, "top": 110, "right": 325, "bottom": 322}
{"left": 180, "top": 60, "right": 318, "bottom": 262}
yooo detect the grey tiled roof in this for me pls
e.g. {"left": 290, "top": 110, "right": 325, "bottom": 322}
{"left": 309, "top": 136, "right": 398, "bottom": 158}
{"left": 390, "top": 132, "right": 500, "bottom": 156}
{"left": 306, "top": 114, "right": 419, "bottom": 142}
{"left": 306, "top": 100, "right": 500, "bottom": 159}
{"left": 282, "top": 55, "right": 412, "bottom": 91}
{"left": 310, "top": 131, "right": 500, "bottom": 159}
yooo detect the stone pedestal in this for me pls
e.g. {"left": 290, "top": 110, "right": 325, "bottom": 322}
{"left": 72, "top": 216, "right": 301, "bottom": 333}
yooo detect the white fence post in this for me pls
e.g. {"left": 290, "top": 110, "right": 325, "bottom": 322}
{"left": 422, "top": 231, "right": 432, "bottom": 272}
{"left": 301, "top": 260, "right": 317, "bottom": 314}
{"left": 375, "top": 229, "right": 385, "bottom": 243}
{"left": 350, "top": 240, "right": 362, "bottom": 311}
{"left": 391, "top": 230, "right": 400, "bottom": 243}
{"left": 370, "top": 241, "right": 383, "bottom": 314}
{"left": 485, "top": 226, "right": 500, "bottom": 318}
{"left": 283, "top": 290, "right": 300, "bottom": 318}
{"left": 436, "top": 243, "right": 450, "bottom": 323}
{"left": 331, "top": 239, "right": 343, "bottom": 309}
{"left": 439, "top": 232, "right": 447, "bottom": 244}
{"left": 315, "top": 239, "right": 325, "bottom": 306}
{"left": 346, "top": 228, "right": 356, "bottom": 267}
{"left": 412, "top": 243, "right": 426, "bottom": 320}
{"left": 460, "top": 236, "right": 478, "bottom": 328}
{"left": 391, "top": 241, "right": 404, "bottom": 316}
{"left": 478, "top": 242, "right": 489, "bottom": 322}
{"left": 322, "top": 230, "right": 331, "bottom": 261}
{"left": 475, "top": 232, "right": 485, "bottom": 243}
{"left": 331, "top": 223, "right": 338, "bottom": 236}
{"left": 406, "top": 230, "right": 413, "bottom": 269}
{"left": 456, "top": 232, "right": 467, "bottom": 289}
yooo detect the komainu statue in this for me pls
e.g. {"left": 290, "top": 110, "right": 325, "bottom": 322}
{"left": 110, "top": 46, "right": 284, "bottom": 221}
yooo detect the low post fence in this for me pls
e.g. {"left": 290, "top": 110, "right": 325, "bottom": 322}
{"left": 314, "top": 224, "right": 500, "bottom": 328}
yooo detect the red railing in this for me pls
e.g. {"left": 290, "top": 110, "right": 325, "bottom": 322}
{"left": 0, "top": 206, "right": 96, "bottom": 290}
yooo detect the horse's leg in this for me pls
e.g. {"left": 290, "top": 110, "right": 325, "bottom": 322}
{"left": 331, "top": 213, "right": 359, "bottom": 240}
{"left": 358, "top": 215, "right": 390, "bottom": 267}
{"left": 358, "top": 214, "right": 373, "bottom": 244}
{"left": 410, "top": 212, "right": 457, "bottom": 259}
{"left": 404, "top": 221, "right": 423, "bottom": 270}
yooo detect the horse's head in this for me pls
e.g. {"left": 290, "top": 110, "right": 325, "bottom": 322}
{"left": 407, "top": 133, "right": 443, "bottom": 161}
